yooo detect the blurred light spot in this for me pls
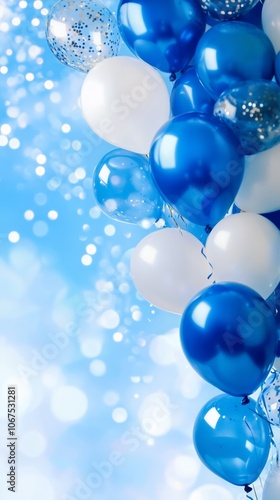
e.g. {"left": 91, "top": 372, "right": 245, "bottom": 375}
{"left": 29, "top": 45, "right": 41, "bottom": 59}
{"left": 35, "top": 166, "right": 45, "bottom": 176}
{"left": 34, "top": 0, "right": 43, "bottom": 8}
{"left": 50, "top": 91, "right": 61, "bottom": 103}
{"left": 90, "top": 359, "right": 106, "bottom": 376}
{"left": 189, "top": 485, "right": 234, "bottom": 500}
{"left": 165, "top": 455, "right": 200, "bottom": 491}
{"left": 19, "top": 431, "right": 46, "bottom": 457}
{"left": 31, "top": 18, "right": 40, "bottom": 26}
{"left": 34, "top": 193, "right": 47, "bottom": 205}
{"left": 8, "top": 231, "right": 20, "bottom": 243}
{"left": 149, "top": 333, "right": 178, "bottom": 366}
{"left": 41, "top": 8, "right": 48, "bottom": 15}
{"left": 24, "top": 210, "right": 34, "bottom": 221}
{"left": 147, "top": 438, "right": 154, "bottom": 446}
{"left": 12, "top": 17, "right": 21, "bottom": 26}
{"left": 51, "top": 385, "right": 88, "bottom": 422}
{"left": 132, "top": 309, "right": 142, "bottom": 321}
{"left": 7, "top": 107, "right": 19, "bottom": 118}
{"left": 62, "top": 123, "right": 71, "bottom": 133}
{"left": 19, "top": 1, "right": 27, "bottom": 7}
{"left": 131, "top": 376, "right": 141, "bottom": 383}
{"left": 113, "top": 332, "right": 123, "bottom": 342}
{"left": 33, "top": 221, "right": 48, "bottom": 237}
{"left": 0, "top": 23, "right": 9, "bottom": 32}
{"left": 86, "top": 244, "right": 96, "bottom": 255}
{"left": 89, "top": 206, "right": 101, "bottom": 219}
{"left": 26, "top": 72, "right": 34, "bottom": 81}
{"left": 75, "top": 167, "right": 86, "bottom": 180}
{"left": 9, "top": 138, "right": 20, "bottom": 149}
{"left": 103, "top": 391, "right": 119, "bottom": 406}
{"left": 80, "top": 337, "right": 102, "bottom": 358}
{"left": 36, "top": 153, "right": 46, "bottom": 164}
{"left": 104, "top": 224, "right": 115, "bottom": 236}
{"left": 48, "top": 210, "right": 58, "bottom": 220}
{"left": 99, "top": 309, "right": 120, "bottom": 329}
{"left": 1, "top": 124, "right": 11, "bottom": 135}
{"left": 44, "top": 80, "right": 53, "bottom": 90}
{"left": 0, "top": 135, "right": 8, "bottom": 146}
{"left": 81, "top": 254, "right": 92, "bottom": 266}
{"left": 72, "top": 140, "right": 81, "bottom": 150}
{"left": 112, "top": 407, "right": 128, "bottom": 423}
{"left": 138, "top": 392, "right": 172, "bottom": 437}
{"left": 119, "top": 283, "right": 130, "bottom": 294}
{"left": 0, "top": 66, "right": 8, "bottom": 74}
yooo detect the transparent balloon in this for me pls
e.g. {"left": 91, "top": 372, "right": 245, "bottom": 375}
{"left": 199, "top": 0, "right": 259, "bottom": 21}
{"left": 46, "top": 0, "right": 121, "bottom": 72}
{"left": 93, "top": 149, "right": 163, "bottom": 225}
{"left": 214, "top": 81, "right": 280, "bottom": 155}
{"left": 258, "top": 370, "right": 280, "bottom": 427}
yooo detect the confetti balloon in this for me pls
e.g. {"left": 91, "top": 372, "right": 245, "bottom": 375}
{"left": 194, "top": 394, "right": 272, "bottom": 486}
{"left": 198, "top": 0, "right": 259, "bottom": 21}
{"left": 258, "top": 370, "right": 280, "bottom": 427}
{"left": 195, "top": 21, "right": 275, "bottom": 99}
{"left": 92, "top": 149, "right": 163, "bottom": 225}
{"left": 214, "top": 81, "right": 280, "bottom": 155}
{"left": 46, "top": 0, "right": 121, "bottom": 72}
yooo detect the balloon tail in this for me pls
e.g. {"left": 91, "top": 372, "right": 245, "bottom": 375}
{"left": 244, "top": 485, "right": 254, "bottom": 500}
{"left": 169, "top": 72, "right": 177, "bottom": 82}
{"left": 242, "top": 396, "right": 250, "bottom": 405}
{"left": 167, "top": 205, "right": 183, "bottom": 233}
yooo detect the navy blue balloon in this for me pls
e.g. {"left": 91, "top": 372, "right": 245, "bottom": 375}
{"left": 214, "top": 80, "right": 280, "bottom": 154}
{"left": 241, "top": 0, "right": 263, "bottom": 28}
{"left": 149, "top": 113, "right": 244, "bottom": 226}
{"left": 195, "top": 21, "right": 275, "bottom": 99}
{"left": 266, "top": 282, "right": 280, "bottom": 356}
{"left": 275, "top": 52, "right": 280, "bottom": 85}
{"left": 199, "top": 0, "right": 259, "bottom": 21}
{"left": 180, "top": 282, "right": 278, "bottom": 396}
{"left": 170, "top": 67, "right": 214, "bottom": 117}
{"left": 194, "top": 394, "right": 272, "bottom": 486}
{"left": 117, "top": 0, "right": 206, "bottom": 73}
{"left": 93, "top": 149, "right": 163, "bottom": 225}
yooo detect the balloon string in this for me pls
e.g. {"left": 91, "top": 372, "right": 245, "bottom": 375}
{"left": 252, "top": 484, "right": 259, "bottom": 500}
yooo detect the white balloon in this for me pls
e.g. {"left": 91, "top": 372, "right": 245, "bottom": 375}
{"left": 262, "top": 0, "right": 280, "bottom": 53}
{"left": 80, "top": 56, "right": 170, "bottom": 154}
{"left": 273, "top": 357, "right": 280, "bottom": 371}
{"left": 205, "top": 212, "right": 280, "bottom": 299}
{"left": 235, "top": 143, "right": 280, "bottom": 214}
{"left": 262, "top": 464, "right": 280, "bottom": 500}
{"left": 130, "top": 228, "right": 213, "bottom": 315}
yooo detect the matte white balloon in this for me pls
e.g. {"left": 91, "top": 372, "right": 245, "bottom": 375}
{"left": 130, "top": 228, "right": 213, "bottom": 315}
{"left": 262, "top": 464, "right": 280, "bottom": 500}
{"left": 235, "top": 143, "right": 280, "bottom": 213}
{"left": 262, "top": 0, "right": 280, "bottom": 53}
{"left": 80, "top": 56, "right": 170, "bottom": 154}
{"left": 205, "top": 213, "right": 280, "bottom": 299}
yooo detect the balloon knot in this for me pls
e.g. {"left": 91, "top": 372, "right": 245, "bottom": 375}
{"left": 242, "top": 396, "right": 250, "bottom": 405}
{"left": 169, "top": 72, "right": 177, "bottom": 82}
{"left": 205, "top": 225, "right": 212, "bottom": 234}
{"left": 244, "top": 485, "right": 252, "bottom": 493}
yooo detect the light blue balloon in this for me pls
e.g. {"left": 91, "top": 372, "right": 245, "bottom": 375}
{"left": 194, "top": 394, "right": 272, "bottom": 486}
{"left": 214, "top": 80, "right": 280, "bottom": 155}
{"left": 195, "top": 21, "right": 275, "bottom": 99}
{"left": 93, "top": 149, "right": 163, "bottom": 225}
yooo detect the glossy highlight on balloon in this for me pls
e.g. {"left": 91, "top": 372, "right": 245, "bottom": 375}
{"left": 46, "top": 0, "right": 121, "bottom": 72}
{"left": 118, "top": 0, "right": 205, "bottom": 73}
{"left": 195, "top": 21, "right": 275, "bottom": 98}
{"left": 150, "top": 112, "right": 244, "bottom": 226}
{"left": 194, "top": 394, "right": 272, "bottom": 485}
{"left": 92, "top": 149, "right": 163, "bottom": 225}
{"left": 180, "top": 282, "right": 278, "bottom": 396}
{"left": 214, "top": 80, "right": 280, "bottom": 155}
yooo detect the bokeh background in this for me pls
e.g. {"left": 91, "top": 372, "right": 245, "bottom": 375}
{"left": 0, "top": 1, "right": 267, "bottom": 499}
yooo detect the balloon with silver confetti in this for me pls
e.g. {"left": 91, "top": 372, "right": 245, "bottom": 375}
{"left": 46, "top": 0, "right": 121, "bottom": 72}
{"left": 199, "top": 0, "right": 259, "bottom": 21}
{"left": 258, "top": 370, "right": 280, "bottom": 427}
{"left": 214, "top": 80, "right": 280, "bottom": 155}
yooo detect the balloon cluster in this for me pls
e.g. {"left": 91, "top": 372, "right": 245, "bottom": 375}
{"left": 46, "top": 0, "right": 280, "bottom": 494}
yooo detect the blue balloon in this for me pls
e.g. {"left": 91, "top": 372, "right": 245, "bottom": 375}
{"left": 266, "top": 282, "right": 280, "bottom": 356}
{"left": 170, "top": 67, "right": 215, "bottom": 117}
{"left": 194, "top": 394, "right": 272, "bottom": 486}
{"left": 195, "top": 21, "right": 275, "bottom": 98}
{"left": 275, "top": 52, "right": 280, "bottom": 85}
{"left": 149, "top": 113, "right": 244, "bottom": 226}
{"left": 214, "top": 80, "right": 280, "bottom": 154}
{"left": 117, "top": 0, "right": 205, "bottom": 73}
{"left": 93, "top": 149, "right": 163, "bottom": 225}
{"left": 241, "top": 0, "right": 263, "bottom": 28}
{"left": 198, "top": 0, "right": 259, "bottom": 21}
{"left": 180, "top": 282, "right": 278, "bottom": 396}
